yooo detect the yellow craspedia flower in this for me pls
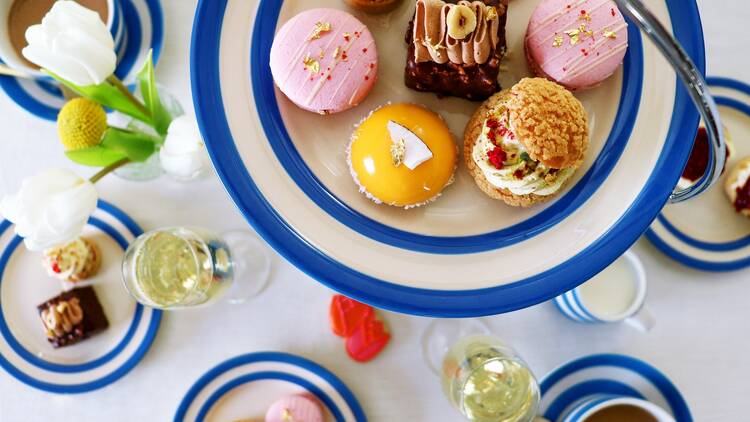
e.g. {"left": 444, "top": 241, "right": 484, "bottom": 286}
{"left": 57, "top": 98, "right": 107, "bottom": 151}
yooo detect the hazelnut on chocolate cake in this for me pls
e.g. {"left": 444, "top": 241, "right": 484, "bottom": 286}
{"left": 405, "top": 0, "right": 508, "bottom": 101}
{"left": 37, "top": 287, "right": 109, "bottom": 348}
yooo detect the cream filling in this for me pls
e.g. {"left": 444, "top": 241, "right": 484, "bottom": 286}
{"left": 471, "top": 116, "right": 574, "bottom": 196}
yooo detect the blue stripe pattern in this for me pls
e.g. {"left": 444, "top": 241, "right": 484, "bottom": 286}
{"left": 540, "top": 354, "right": 692, "bottom": 422}
{"left": 190, "top": 0, "right": 705, "bottom": 316}
{"left": 250, "top": 0, "right": 643, "bottom": 255}
{"left": 554, "top": 289, "right": 602, "bottom": 323}
{"left": 194, "top": 372, "right": 346, "bottom": 422}
{"left": 174, "top": 352, "right": 367, "bottom": 422}
{"left": 0, "top": 200, "right": 163, "bottom": 394}
{"left": 645, "top": 77, "right": 750, "bottom": 271}
{"left": 0, "top": 0, "right": 164, "bottom": 121}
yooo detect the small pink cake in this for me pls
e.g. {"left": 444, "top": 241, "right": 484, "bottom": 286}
{"left": 525, "top": 0, "right": 628, "bottom": 91}
{"left": 270, "top": 8, "right": 378, "bottom": 115}
{"left": 265, "top": 395, "right": 323, "bottom": 422}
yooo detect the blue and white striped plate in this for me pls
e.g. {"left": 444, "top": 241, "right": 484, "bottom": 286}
{"left": 540, "top": 354, "right": 692, "bottom": 422}
{"left": 190, "top": 0, "right": 704, "bottom": 316}
{"left": 174, "top": 352, "right": 366, "bottom": 422}
{"left": 0, "top": 200, "right": 161, "bottom": 394}
{"left": 0, "top": 0, "right": 164, "bottom": 121}
{"left": 646, "top": 77, "right": 750, "bottom": 272}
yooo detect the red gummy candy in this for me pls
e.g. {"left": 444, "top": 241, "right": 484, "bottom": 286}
{"left": 345, "top": 316, "right": 390, "bottom": 363}
{"left": 330, "top": 295, "right": 374, "bottom": 338}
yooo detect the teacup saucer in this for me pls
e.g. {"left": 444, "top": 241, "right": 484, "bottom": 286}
{"left": 175, "top": 352, "right": 367, "bottom": 422}
{"left": 646, "top": 77, "right": 750, "bottom": 272}
{"left": 539, "top": 354, "right": 691, "bottom": 422}
{"left": 0, "top": 0, "right": 164, "bottom": 121}
{"left": 0, "top": 200, "right": 161, "bottom": 393}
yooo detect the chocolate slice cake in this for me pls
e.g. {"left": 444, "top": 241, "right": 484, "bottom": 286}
{"left": 37, "top": 287, "right": 109, "bottom": 348}
{"left": 405, "top": 0, "right": 508, "bottom": 101}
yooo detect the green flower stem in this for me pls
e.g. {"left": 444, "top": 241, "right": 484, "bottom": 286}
{"left": 107, "top": 75, "right": 152, "bottom": 121}
{"left": 89, "top": 157, "right": 131, "bottom": 184}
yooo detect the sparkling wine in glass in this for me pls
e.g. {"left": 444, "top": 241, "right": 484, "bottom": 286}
{"left": 423, "top": 320, "right": 540, "bottom": 422}
{"left": 121, "top": 227, "right": 271, "bottom": 309}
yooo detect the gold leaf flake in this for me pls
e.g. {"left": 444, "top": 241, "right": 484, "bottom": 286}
{"left": 579, "top": 11, "right": 592, "bottom": 21}
{"left": 318, "top": 49, "right": 325, "bottom": 59}
{"left": 332, "top": 46, "right": 341, "bottom": 59}
{"left": 391, "top": 138, "right": 406, "bottom": 166}
{"left": 308, "top": 21, "right": 331, "bottom": 41}
{"left": 485, "top": 5, "right": 498, "bottom": 21}
{"left": 282, "top": 409, "right": 293, "bottom": 421}
{"left": 552, "top": 36, "right": 563, "bottom": 47}
{"left": 602, "top": 29, "right": 617, "bottom": 39}
{"left": 302, "top": 54, "right": 320, "bottom": 74}
{"left": 564, "top": 28, "right": 580, "bottom": 45}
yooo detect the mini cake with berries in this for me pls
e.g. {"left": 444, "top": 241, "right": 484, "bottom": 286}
{"left": 464, "top": 78, "right": 588, "bottom": 206}
{"left": 725, "top": 157, "right": 750, "bottom": 217}
{"left": 42, "top": 237, "right": 101, "bottom": 283}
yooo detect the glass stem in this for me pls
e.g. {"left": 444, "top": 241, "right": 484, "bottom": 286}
{"left": 89, "top": 158, "right": 131, "bottom": 184}
{"left": 107, "top": 75, "right": 152, "bottom": 120}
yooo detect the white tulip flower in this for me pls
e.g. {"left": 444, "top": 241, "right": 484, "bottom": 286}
{"left": 160, "top": 116, "right": 211, "bottom": 181}
{"left": 0, "top": 169, "right": 98, "bottom": 251}
{"left": 22, "top": 1, "right": 116, "bottom": 86}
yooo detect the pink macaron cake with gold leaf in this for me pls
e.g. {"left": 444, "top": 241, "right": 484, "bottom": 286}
{"left": 269, "top": 8, "right": 379, "bottom": 115}
{"left": 525, "top": 0, "right": 628, "bottom": 91}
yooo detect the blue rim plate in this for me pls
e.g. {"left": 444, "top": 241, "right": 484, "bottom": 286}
{"left": 540, "top": 354, "right": 692, "bottom": 422}
{"left": 646, "top": 77, "right": 750, "bottom": 272}
{"left": 0, "top": 0, "right": 164, "bottom": 121}
{"left": 190, "top": 0, "right": 704, "bottom": 317}
{"left": 0, "top": 200, "right": 161, "bottom": 394}
{"left": 174, "top": 352, "right": 367, "bottom": 422}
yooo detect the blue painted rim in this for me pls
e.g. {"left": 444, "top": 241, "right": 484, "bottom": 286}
{"left": 0, "top": 0, "right": 164, "bottom": 121}
{"left": 250, "top": 2, "right": 642, "bottom": 254}
{"left": 174, "top": 352, "right": 367, "bottom": 422}
{"left": 645, "top": 77, "right": 750, "bottom": 271}
{"left": 0, "top": 200, "right": 163, "bottom": 394}
{"left": 0, "top": 217, "right": 143, "bottom": 373}
{"left": 540, "top": 354, "right": 692, "bottom": 422}
{"left": 194, "top": 372, "right": 347, "bottom": 422}
{"left": 190, "top": 0, "right": 704, "bottom": 317}
{"left": 552, "top": 382, "right": 644, "bottom": 421}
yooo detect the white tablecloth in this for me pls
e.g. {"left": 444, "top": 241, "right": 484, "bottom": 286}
{"left": 0, "top": 1, "right": 748, "bottom": 421}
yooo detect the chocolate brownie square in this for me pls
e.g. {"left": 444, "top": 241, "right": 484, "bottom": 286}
{"left": 405, "top": 0, "right": 509, "bottom": 101}
{"left": 37, "top": 287, "right": 109, "bottom": 348}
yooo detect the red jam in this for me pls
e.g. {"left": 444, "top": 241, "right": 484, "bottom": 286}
{"left": 488, "top": 147, "right": 506, "bottom": 169}
{"left": 681, "top": 127, "right": 729, "bottom": 182}
{"left": 734, "top": 179, "right": 750, "bottom": 213}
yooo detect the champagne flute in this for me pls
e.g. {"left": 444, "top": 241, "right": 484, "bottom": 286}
{"left": 422, "top": 319, "right": 540, "bottom": 422}
{"left": 121, "top": 227, "right": 272, "bottom": 309}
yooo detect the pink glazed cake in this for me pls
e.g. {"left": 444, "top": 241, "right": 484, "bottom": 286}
{"left": 269, "top": 8, "right": 379, "bottom": 115}
{"left": 525, "top": 0, "right": 628, "bottom": 91}
{"left": 265, "top": 395, "right": 324, "bottom": 422}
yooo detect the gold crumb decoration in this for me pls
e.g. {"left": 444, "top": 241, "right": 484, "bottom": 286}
{"left": 603, "top": 29, "right": 617, "bottom": 39}
{"left": 307, "top": 21, "right": 331, "bottom": 41}
{"left": 552, "top": 36, "right": 564, "bottom": 47}
{"left": 57, "top": 98, "right": 107, "bottom": 151}
{"left": 318, "top": 49, "right": 325, "bottom": 59}
{"left": 302, "top": 54, "right": 320, "bottom": 74}
{"left": 579, "top": 11, "right": 592, "bottom": 21}
{"left": 391, "top": 138, "right": 406, "bottom": 166}
{"left": 485, "top": 5, "right": 498, "bottom": 21}
{"left": 281, "top": 409, "right": 293, "bottom": 421}
{"left": 563, "top": 28, "right": 580, "bottom": 45}
{"left": 332, "top": 46, "right": 341, "bottom": 59}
